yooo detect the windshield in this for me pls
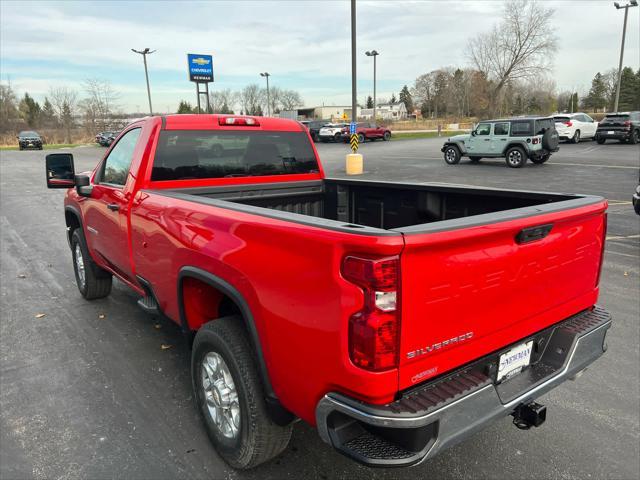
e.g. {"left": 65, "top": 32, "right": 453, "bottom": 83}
{"left": 19, "top": 131, "right": 38, "bottom": 137}
{"left": 602, "top": 114, "right": 629, "bottom": 122}
{"left": 152, "top": 130, "right": 320, "bottom": 181}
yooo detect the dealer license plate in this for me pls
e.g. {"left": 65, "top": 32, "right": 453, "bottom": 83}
{"left": 497, "top": 341, "right": 533, "bottom": 382}
{"left": 607, "top": 130, "right": 615, "bottom": 134}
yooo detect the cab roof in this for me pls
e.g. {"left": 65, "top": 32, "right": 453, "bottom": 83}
{"left": 161, "top": 114, "right": 306, "bottom": 132}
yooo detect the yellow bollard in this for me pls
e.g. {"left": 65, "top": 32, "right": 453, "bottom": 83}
{"left": 345, "top": 153, "right": 363, "bottom": 175}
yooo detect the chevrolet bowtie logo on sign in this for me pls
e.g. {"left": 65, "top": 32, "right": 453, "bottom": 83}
{"left": 187, "top": 53, "right": 214, "bottom": 83}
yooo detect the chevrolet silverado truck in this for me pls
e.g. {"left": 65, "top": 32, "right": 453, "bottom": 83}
{"left": 45, "top": 114, "right": 611, "bottom": 469}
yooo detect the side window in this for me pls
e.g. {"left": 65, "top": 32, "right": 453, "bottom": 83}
{"left": 476, "top": 123, "right": 491, "bottom": 135}
{"left": 510, "top": 122, "right": 533, "bottom": 136}
{"left": 101, "top": 128, "right": 142, "bottom": 186}
{"left": 494, "top": 122, "right": 510, "bottom": 135}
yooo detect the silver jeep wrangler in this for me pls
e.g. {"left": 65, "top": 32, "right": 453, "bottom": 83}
{"left": 441, "top": 117, "right": 560, "bottom": 168}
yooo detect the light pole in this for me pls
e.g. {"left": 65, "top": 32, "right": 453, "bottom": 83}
{"left": 132, "top": 48, "right": 155, "bottom": 115}
{"left": 260, "top": 72, "right": 271, "bottom": 116}
{"left": 365, "top": 50, "right": 379, "bottom": 123}
{"left": 613, "top": 0, "right": 637, "bottom": 112}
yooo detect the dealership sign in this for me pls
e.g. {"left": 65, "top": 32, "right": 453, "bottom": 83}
{"left": 187, "top": 54, "right": 214, "bottom": 82}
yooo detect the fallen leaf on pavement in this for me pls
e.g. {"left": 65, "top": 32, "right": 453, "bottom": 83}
{"left": 623, "top": 271, "right": 629, "bottom": 276}
{"left": 161, "top": 344, "right": 173, "bottom": 350}
{"left": 17, "top": 274, "right": 26, "bottom": 278}
{"left": 98, "top": 314, "right": 106, "bottom": 319}
{"left": 35, "top": 313, "right": 46, "bottom": 319}
{"left": 154, "top": 324, "right": 162, "bottom": 329}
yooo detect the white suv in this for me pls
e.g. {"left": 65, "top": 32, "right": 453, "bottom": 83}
{"left": 554, "top": 113, "right": 598, "bottom": 143}
{"left": 318, "top": 123, "right": 348, "bottom": 143}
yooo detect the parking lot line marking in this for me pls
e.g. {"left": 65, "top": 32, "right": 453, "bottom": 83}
{"left": 548, "top": 162, "right": 638, "bottom": 170}
{"left": 606, "top": 234, "right": 640, "bottom": 241}
{"left": 605, "top": 250, "right": 638, "bottom": 258}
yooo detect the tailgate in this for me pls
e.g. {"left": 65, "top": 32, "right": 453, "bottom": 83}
{"left": 397, "top": 199, "right": 607, "bottom": 390}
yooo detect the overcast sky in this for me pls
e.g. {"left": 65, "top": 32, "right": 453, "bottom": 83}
{"left": 1, "top": 0, "right": 638, "bottom": 112}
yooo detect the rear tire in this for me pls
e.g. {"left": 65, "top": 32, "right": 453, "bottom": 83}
{"left": 383, "top": 131, "right": 391, "bottom": 141}
{"left": 192, "top": 317, "right": 293, "bottom": 469}
{"left": 530, "top": 153, "right": 550, "bottom": 165}
{"left": 443, "top": 145, "right": 461, "bottom": 165}
{"left": 596, "top": 137, "right": 606, "bottom": 144}
{"left": 505, "top": 146, "right": 527, "bottom": 168}
{"left": 357, "top": 133, "right": 365, "bottom": 143}
{"left": 71, "top": 229, "right": 112, "bottom": 300}
{"left": 334, "top": 133, "right": 341, "bottom": 143}
{"left": 469, "top": 156, "right": 481, "bottom": 163}
{"left": 571, "top": 130, "right": 580, "bottom": 144}
{"left": 630, "top": 129, "right": 639, "bottom": 145}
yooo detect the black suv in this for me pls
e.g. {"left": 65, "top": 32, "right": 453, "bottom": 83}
{"left": 17, "top": 131, "right": 43, "bottom": 150}
{"left": 596, "top": 112, "right": 640, "bottom": 144}
{"left": 300, "top": 120, "right": 329, "bottom": 142}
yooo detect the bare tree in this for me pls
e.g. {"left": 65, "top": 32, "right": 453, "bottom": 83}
{"left": 209, "top": 89, "right": 237, "bottom": 113}
{"left": 279, "top": 89, "right": 303, "bottom": 111}
{"left": 239, "top": 84, "right": 263, "bottom": 115}
{"left": 49, "top": 86, "right": 78, "bottom": 143}
{"left": 0, "top": 83, "right": 20, "bottom": 132}
{"left": 468, "top": 0, "right": 557, "bottom": 114}
{"left": 82, "top": 78, "right": 121, "bottom": 130}
{"left": 411, "top": 73, "right": 435, "bottom": 117}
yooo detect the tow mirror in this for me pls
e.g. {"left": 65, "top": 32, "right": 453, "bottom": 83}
{"left": 45, "top": 153, "right": 75, "bottom": 188}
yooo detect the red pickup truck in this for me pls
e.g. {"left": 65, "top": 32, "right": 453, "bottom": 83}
{"left": 46, "top": 114, "right": 611, "bottom": 469}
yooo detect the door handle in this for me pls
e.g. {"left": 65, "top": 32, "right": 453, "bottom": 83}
{"left": 107, "top": 203, "right": 120, "bottom": 212}
{"left": 516, "top": 224, "right": 553, "bottom": 244}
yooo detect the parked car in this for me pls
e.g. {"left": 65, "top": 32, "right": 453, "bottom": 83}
{"left": 596, "top": 111, "right": 640, "bottom": 144}
{"left": 318, "top": 123, "right": 348, "bottom": 142}
{"left": 96, "top": 131, "right": 119, "bottom": 147}
{"left": 46, "top": 114, "right": 610, "bottom": 469}
{"left": 341, "top": 122, "right": 391, "bottom": 142}
{"left": 300, "top": 120, "right": 329, "bottom": 142}
{"left": 17, "top": 130, "right": 43, "bottom": 150}
{"left": 441, "top": 117, "right": 560, "bottom": 168}
{"left": 553, "top": 112, "right": 598, "bottom": 143}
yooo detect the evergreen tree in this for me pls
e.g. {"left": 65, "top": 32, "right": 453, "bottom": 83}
{"left": 41, "top": 97, "right": 57, "bottom": 127}
{"left": 61, "top": 101, "right": 73, "bottom": 144}
{"left": 390, "top": 93, "right": 397, "bottom": 104}
{"left": 584, "top": 73, "right": 607, "bottom": 111}
{"left": 571, "top": 93, "right": 579, "bottom": 113}
{"left": 399, "top": 85, "right": 414, "bottom": 113}
{"left": 617, "top": 67, "right": 640, "bottom": 111}
{"left": 366, "top": 95, "right": 373, "bottom": 108}
{"left": 18, "top": 93, "right": 41, "bottom": 127}
{"left": 177, "top": 100, "right": 194, "bottom": 114}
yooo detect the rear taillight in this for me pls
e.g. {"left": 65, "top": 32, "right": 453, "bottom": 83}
{"left": 564, "top": 121, "right": 573, "bottom": 127}
{"left": 532, "top": 137, "right": 540, "bottom": 144}
{"left": 218, "top": 116, "right": 260, "bottom": 126}
{"left": 342, "top": 255, "right": 400, "bottom": 371}
{"left": 596, "top": 213, "right": 607, "bottom": 287}
{"left": 624, "top": 120, "right": 632, "bottom": 130}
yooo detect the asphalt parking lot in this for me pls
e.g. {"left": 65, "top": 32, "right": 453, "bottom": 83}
{"left": 1, "top": 138, "right": 639, "bottom": 480}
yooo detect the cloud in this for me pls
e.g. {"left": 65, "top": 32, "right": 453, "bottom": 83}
{"left": 1, "top": 0, "right": 638, "bottom": 110}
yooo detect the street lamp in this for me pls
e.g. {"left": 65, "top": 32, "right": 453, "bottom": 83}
{"left": 260, "top": 72, "right": 271, "bottom": 116}
{"left": 365, "top": 50, "right": 379, "bottom": 123}
{"left": 132, "top": 48, "right": 155, "bottom": 115}
{"left": 612, "top": 0, "right": 637, "bottom": 112}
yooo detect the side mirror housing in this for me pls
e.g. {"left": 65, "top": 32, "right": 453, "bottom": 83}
{"left": 471, "top": 130, "right": 477, "bottom": 136}
{"left": 45, "top": 153, "right": 76, "bottom": 188}
{"left": 75, "top": 174, "right": 93, "bottom": 197}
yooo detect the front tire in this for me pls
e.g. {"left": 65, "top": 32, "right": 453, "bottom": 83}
{"left": 192, "top": 317, "right": 293, "bottom": 469}
{"left": 505, "top": 146, "right": 527, "bottom": 168}
{"left": 357, "top": 133, "right": 365, "bottom": 143}
{"left": 71, "top": 229, "right": 112, "bottom": 299}
{"left": 334, "top": 133, "right": 342, "bottom": 143}
{"left": 630, "top": 129, "right": 639, "bottom": 145}
{"left": 469, "top": 156, "right": 481, "bottom": 163}
{"left": 383, "top": 131, "right": 391, "bottom": 141}
{"left": 443, "top": 145, "right": 461, "bottom": 165}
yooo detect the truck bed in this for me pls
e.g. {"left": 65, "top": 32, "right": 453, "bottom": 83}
{"left": 162, "top": 178, "right": 592, "bottom": 234}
